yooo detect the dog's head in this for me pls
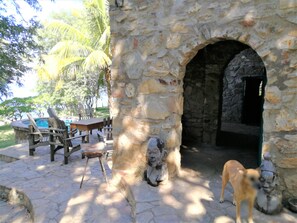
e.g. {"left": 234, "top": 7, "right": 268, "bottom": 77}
{"left": 243, "top": 169, "right": 261, "bottom": 190}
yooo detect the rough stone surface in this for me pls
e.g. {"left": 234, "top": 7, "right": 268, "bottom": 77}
{"left": 222, "top": 49, "right": 265, "bottom": 123}
{"left": 0, "top": 200, "right": 32, "bottom": 223}
{"left": 110, "top": 0, "right": 297, "bottom": 199}
{"left": 0, "top": 135, "right": 132, "bottom": 223}
{"left": 130, "top": 144, "right": 297, "bottom": 223}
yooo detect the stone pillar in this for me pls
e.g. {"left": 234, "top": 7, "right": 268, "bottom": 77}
{"left": 109, "top": 0, "right": 297, "bottom": 200}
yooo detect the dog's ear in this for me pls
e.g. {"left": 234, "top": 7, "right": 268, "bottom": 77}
{"left": 239, "top": 169, "right": 247, "bottom": 176}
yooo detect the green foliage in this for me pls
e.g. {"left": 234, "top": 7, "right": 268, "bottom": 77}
{"left": 94, "top": 107, "right": 109, "bottom": 118}
{"left": 0, "top": 97, "right": 36, "bottom": 120}
{"left": 0, "top": 124, "right": 15, "bottom": 149}
{"left": 0, "top": 0, "right": 42, "bottom": 100}
{"left": 36, "top": 0, "right": 110, "bottom": 116}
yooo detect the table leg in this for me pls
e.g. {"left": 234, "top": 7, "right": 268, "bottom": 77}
{"left": 70, "top": 127, "right": 74, "bottom": 137}
{"left": 99, "top": 156, "right": 108, "bottom": 183}
{"left": 80, "top": 157, "right": 89, "bottom": 189}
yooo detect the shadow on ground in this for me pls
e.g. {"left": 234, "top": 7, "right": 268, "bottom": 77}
{"left": 132, "top": 142, "right": 297, "bottom": 223}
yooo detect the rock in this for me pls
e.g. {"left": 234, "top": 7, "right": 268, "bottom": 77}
{"left": 278, "top": 37, "right": 297, "bottom": 50}
{"left": 284, "top": 173, "right": 297, "bottom": 192}
{"left": 167, "top": 95, "right": 183, "bottom": 115}
{"left": 274, "top": 137, "right": 297, "bottom": 154}
{"left": 265, "top": 86, "right": 282, "bottom": 104}
{"left": 124, "top": 52, "right": 145, "bottom": 80}
{"left": 166, "top": 33, "right": 181, "bottom": 49}
{"left": 125, "top": 83, "right": 136, "bottom": 98}
{"left": 138, "top": 79, "right": 167, "bottom": 94}
{"left": 161, "top": 128, "right": 181, "bottom": 148}
{"left": 278, "top": 157, "right": 297, "bottom": 168}
{"left": 279, "top": 0, "right": 297, "bottom": 9}
{"left": 170, "top": 22, "right": 188, "bottom": 33}
{"left": 136, "top": 98, "right": 170, "bottom": 120}
{"left": 186, "top": 3, "right": 201, "bottom": 14}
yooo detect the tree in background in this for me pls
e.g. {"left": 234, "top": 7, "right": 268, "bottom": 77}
{"left": 0, "top": 97, "right": 36, "bottom": 120}
{"left": 0, "top": 0, "right": 41, "bottom": 100}
{"left": 37, "top": 0, "right": 110, "bottom": 117}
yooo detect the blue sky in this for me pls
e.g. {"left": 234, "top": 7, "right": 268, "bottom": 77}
{"left": 8, "top": 0, "right": 83, "bottom": 98}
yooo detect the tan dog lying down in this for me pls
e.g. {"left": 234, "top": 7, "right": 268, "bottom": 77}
{"left": 220, "top": 160, "right": 261, "bottom": 223}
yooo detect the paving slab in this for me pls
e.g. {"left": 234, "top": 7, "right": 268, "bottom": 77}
{"left": 1, "top": 138, "right": 297, "bottom": 223}
{"left": 0, "top": 200, "right": 32, "bottom": 223}
{"left": 132, "top": 169, "right": 297, "bottom": 223}
{"left": 130, "top": 143, "right": 297, "bottom": 223}
{"left": 0, "top": 140, "right": 132, "bottom": 223}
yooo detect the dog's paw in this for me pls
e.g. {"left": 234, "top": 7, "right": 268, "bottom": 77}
{"left": 219, "top": 198, "right": 224, "bottom": 203}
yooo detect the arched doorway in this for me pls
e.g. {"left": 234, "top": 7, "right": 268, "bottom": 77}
{"left": 181, "top": 40, "right": 266, "bottom": 170}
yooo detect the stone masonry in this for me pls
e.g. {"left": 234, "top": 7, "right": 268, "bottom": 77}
{"left": 183, "top": 41, "right": 249, "bottom": 144}
{"left": 109, "top": 0, "right": 297, "bottom": 200}
{"left": 222, "top": 48, "right": 265, "bottom": 124}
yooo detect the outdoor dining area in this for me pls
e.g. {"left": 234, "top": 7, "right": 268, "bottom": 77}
{"left": 0, "top": 132, "right": 131, "bottom": 223}
{"left": 0, "top": 108, "right": 133, "bottom": 223}
{"left": 27, "top": 108, "right": 112, "bottom": 162}
{"left": 26, "top": 108, "right": 114, "bottom": 186}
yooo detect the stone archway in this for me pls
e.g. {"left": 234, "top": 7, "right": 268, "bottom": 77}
{"left": 109, "top": 1, "right": 297, "bottom": 199}
{"left": 182, "top": 40, "right": 267, "bottom": 168}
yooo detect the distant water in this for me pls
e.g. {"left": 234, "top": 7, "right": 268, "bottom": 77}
{"left": 22, "top": 118, "right": 72, "bottom": 128}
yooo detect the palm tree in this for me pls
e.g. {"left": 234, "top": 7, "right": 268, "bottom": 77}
{"left": 39, "top": 0, "right": 111, "bottom": 100}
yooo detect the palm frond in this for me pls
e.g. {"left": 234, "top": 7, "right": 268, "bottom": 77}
{"left": 84, "top": 0, "right": 109, "bottom": 44}
{"left": 58, "top": 56, "right": 85, "bottom": 71}
{"left": 97, "top": 26, "right": 110, "bottom": 50}
{"left": 45, "top": 20, "right": 90, "bottom": 44}
{"left": 37, "top": 55, "right": 61, "bottom": 80}
{"left": 50, "top": 41, "right": 94, "bottom": 58}
{"left": 83, "top": 49, "right": 111, "bottom": 71}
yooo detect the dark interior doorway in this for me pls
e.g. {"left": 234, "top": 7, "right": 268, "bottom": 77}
{"left": 242, "top": 77, "right": 264, "bottom": 126}
{"left": 181, "top": 40, "right": 266, "bottom": 168}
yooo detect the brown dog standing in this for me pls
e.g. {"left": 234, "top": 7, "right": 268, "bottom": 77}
{"left": 220, "top": 160, "right": 261, "bottom": 223}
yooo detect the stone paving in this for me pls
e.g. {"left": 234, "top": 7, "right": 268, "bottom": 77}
{"left": 1, "top": 137, "right": 297, "bottom": 223}
{"left": 132, "top": 144, "right": 297, "bottom": 223}
{"left": 0, "top": 135, "right": 132, "bottom": 223}
{"left": 0, "top": 200, "right": 31, "bottom": 223}
{"left": 132, "top": 171, "right": 297, "bottom": 223}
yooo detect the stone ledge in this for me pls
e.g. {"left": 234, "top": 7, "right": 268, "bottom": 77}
{"left": 0, "top": 154, "right": 19, "bottom": 163}
{"left": 0, "top": 185, "right": 34, "bottom": 222}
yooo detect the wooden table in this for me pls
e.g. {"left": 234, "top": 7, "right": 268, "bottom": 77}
{"left": 70, "top": 118, "right": 105, "bottom": 136}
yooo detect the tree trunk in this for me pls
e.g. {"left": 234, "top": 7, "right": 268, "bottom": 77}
{"left": 104, "top": 67, "right": 111, "bottom": 108}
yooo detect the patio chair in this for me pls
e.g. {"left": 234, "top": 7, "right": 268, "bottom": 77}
{"left": 27, "top": 113, "right": 49, "bottom": 156}
{"left": 47, "top": 108, "right": 88, "bottom": 164}
{"left": 47, "top": 107, "right": 78, "bottom": 136}
{"left": 97, "top": 117, "right": 113, "bottom": 143}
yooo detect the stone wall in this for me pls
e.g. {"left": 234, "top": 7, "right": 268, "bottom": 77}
{"left": 183, "top": 41, "right": 248, "bottom": 144}
{"left": 222, "top": 48, "right": 265, "bottom": 123}
{"left": 109, "top": 0, "right": 297, "bottom": 199}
